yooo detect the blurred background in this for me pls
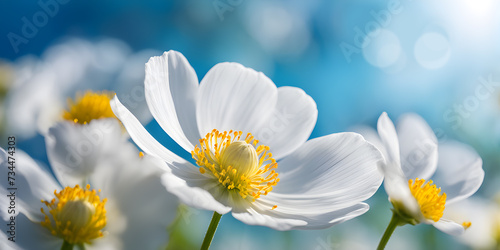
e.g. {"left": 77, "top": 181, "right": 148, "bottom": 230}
{"left": 1, "top": 0, "right": 499, "bottom": 249}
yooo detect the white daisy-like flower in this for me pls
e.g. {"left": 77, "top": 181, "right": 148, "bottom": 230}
{"left": 0, "top": 89, "right": 178, "bottom": 249}
{"left": 0, "top": 146, "right": 176, "bottom": 250}
{"left": 45, "top": 91, "right": 125, "bottom": 185}
{"left": 4, "top": 38, "right": 157, "bottom": 139}
{"left": 111, "top": 50, "right": 384, "bottom": 232}
{"left": 357, "top": 112, "right": 484, "bottom": 237}
{"left": 0, "top": 126, "right": 178, "bottom": 249}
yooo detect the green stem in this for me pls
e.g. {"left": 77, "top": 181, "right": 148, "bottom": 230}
{"left": 61, "top": 240, "right": 74, "bottom": 250}
{"left": 377, "top": 212, "right": 401, "bottom": 250}
{"left": 200, "top": 212, "right": 222, "bottom": 250}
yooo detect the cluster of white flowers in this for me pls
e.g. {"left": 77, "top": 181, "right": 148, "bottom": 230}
{"left": 0, "top": 50, "right": 487, "bottom": 250}
{"left": 1, "top": 95, "right": 178, "bottom": 249}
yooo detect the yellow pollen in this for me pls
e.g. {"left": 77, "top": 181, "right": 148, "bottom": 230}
{"left": 192, "top": 129, "right": 280, "bottom": 202}
{"left": 462, "top": 221, "right": 471, "bottom": 229}
{"left": 408, "top": 178, "right": 447, "bottom": 222}
{"left": 40, "top": 184, "right": 107, "bottom": 245}
{"left": 139, "top": 152, "right": 145, "bottom": 158}
{"left": 62, "top": 91, "right": 116, "bottom": 125}
{"left": 272, "top": 205, "right": 278, "bottom": 210}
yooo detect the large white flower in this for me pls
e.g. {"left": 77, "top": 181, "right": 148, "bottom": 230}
{"left": 111, "top": 50, "right": 384, "bottom": 230}
{"left": 357, "top": 112, "right": 484, "bottom": 235}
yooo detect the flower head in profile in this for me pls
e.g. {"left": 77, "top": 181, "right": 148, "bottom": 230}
{"left": 358, "top": 112, "right": 484, "bottom": 237}
{"left": 111, "top": 50, "right": 384, "bottom": 232}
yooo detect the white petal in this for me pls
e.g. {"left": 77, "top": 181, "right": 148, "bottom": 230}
{"left": 274, "top": 133, "right": 383, "bottom": 201}
{"left": 86, "top": 236, "right": 122, "bottom": 250}
{"left": 433, "top": 218, "right": 465, "bottom": 236}
{"left": 383, "top": 169, "right": 421, "bottom": 220}
{"left": 90, "top": 154, "right": 179, "bottom": 250}
{"left": 433, "top": 141, "right": 484, "bottom": 204}
{"left": 233, "top": 133, "right": 383, "bottom": 230}
{"left": 45, "top": 119, "right": 125, "bottom": 187}
{"left": 85, "top": 142, "right": 140, "bottom": 197}
{"left": 254, "top": 86, "right": 317, "bottom": 160}
{"left": 160, "top": 163, "right": 232, "bottom": 215}
{"left": 376, "top": 113, "right": 422, "bottom": 219}
{"left": 111, "top": 96, "right": 186, "bottom": 165}
{"left": 232, "top": 200, "right": 370, "bottom": 230}
{"left": 0, "top": 149, "right": 59, "bottom": 222}
{"left": 443, "top": 198, "right": 496, "bottom": 248}
{"left": 0, "top": 229, "right": 16, "bottom": 250}
{"left": 196, "top": 62, "right": 278, "bottom": 139}
{"left": 396, "top": 113, "right": 438, "bottom": 180}
{"left": 36, "top": 98, "right": 64, "bottom": 136}
{"left": 4, "top": 213, "right": 62, "bottom": 250}
{"left": 144, "top": 51, "right": 200, "bottom": 152}
{"left": 377, "top": 112, "right": 401, "bottom": 168}
{"left": 350, "top": 125, "right": 388, "bottom": 161}
{"left": 6, "top": 65, "right": 59, "bottom": 139}
{"left": 231, "top": 206, "right": 307, "bottom": 231}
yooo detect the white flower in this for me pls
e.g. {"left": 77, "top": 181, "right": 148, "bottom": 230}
{"left": 111, "top": 50, "right": 384, "bottom": 230}
{"left": 0, "top": 123, "right": 178, "bottom": 249}
{"left": 45, "top": 91, "right": 126, "bottom": 185}
{"left": 443, "top": 196, "right": 500, "bottom": 249}
{"left": 4, "top": 38, "right": 157, "bottom": 139}
{"left": 357, "top": 112, "right": 484, "bottom": 235}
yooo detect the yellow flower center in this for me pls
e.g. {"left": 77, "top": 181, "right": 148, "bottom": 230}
{"left": 192, "top": 129, "right": 280, "bottom": 202}
{"left": 62, "top": 91, "right": 116, "bottom": 124}
{"left": 408, "top": 178, "right": 447, "bottom": 222}
{"left": 40, "top": 184, "right": 107, "bottom": 245}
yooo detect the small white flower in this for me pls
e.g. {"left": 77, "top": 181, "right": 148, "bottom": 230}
{"left": 358, "top": 112, "right": 484, "bottom": 235}
{"left": 111, "top": 50, "right": 384, "bottom": 230}
{"left": 0, "top": 139, "right": 177, "bottom": 250}
{"left": 45, "top": 90, "right": 127, "bottom": 185}
{"left": 444, "top": 196, "right": 500, "bottom": 249}
{"left": 4, "top": 38, "right": 157, "bottom": 139}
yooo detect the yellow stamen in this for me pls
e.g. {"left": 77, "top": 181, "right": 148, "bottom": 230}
{"left": 62, "top": 91, "right": 116, "bottom": 125}
{"left": 272, "top": 205, "right": 278, "bottom": 210}
{"left": 40, "top": 184, "right": 107, "bottom": 244}
{"left": 408, "top": 178, "right": 446, "bottom": 222}
{"left": 139, "top": 152, "right": 144, "bottom": 158}
{"left": 192, "top": 129, "right": 280, "bottom": 202}
{"left": 462, "top": 221, "right": 471, "bottom": 229}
